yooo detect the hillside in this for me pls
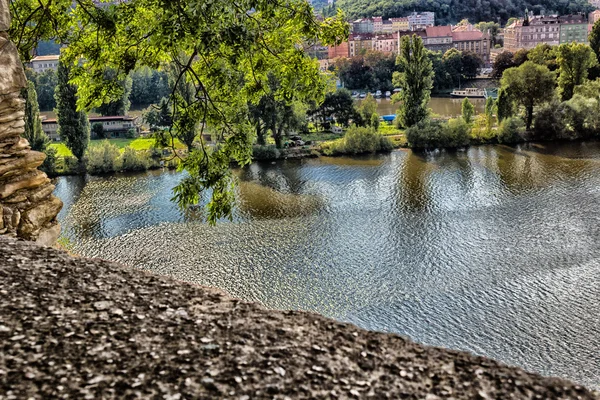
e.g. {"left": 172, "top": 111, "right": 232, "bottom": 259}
{"left": 333, "top": 0, "right": 593, "bottom": 25}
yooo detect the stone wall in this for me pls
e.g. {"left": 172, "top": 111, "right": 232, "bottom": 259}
{"left": 0, "top": 0, "right": 62, "bottom": 246}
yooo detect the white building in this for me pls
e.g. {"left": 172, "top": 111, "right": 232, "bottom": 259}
{"left": 42, "top": 115, "right": 140, "bottom": 141}
{"left": 30, "top": 55, "right": 60, "bottom": 73}
{"left": 408, "top": 12, "right": 435, "bottom": 30}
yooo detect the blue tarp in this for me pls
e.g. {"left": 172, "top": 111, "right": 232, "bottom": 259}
{"left": 382, "top": 115, "right": 396, "bottom": 122}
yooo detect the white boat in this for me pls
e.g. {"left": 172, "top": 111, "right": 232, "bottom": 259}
{"left": 375, "top": 90, "right": 382, "bottom": 98}
{"left": 450, "top": 88, "right": 486, "bottom": 98}
{"left": 385, "top": 91, "right": 391, "bottom": 97}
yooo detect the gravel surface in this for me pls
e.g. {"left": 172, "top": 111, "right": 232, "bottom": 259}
{"left": 0, "top": 236, "right": 598, "bottom": 399}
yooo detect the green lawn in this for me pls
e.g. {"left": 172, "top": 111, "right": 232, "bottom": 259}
{"left": 50, "top": 137, "right": 184, "bottom": 157}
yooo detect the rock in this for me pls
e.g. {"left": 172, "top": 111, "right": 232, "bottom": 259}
{"left": 0, "top": 151, "right": 45, "bottom": 178}
{"left": 0, "top": 170, "right": 50, "bottom": 199}
{"left": 0, "top": 37, "right": 26, "bottom": 95}
{"left": 35, "top": 223, "right": 61, "bottom": 247}
{"left": 18, "top": 196, "right": 62, "bottom": 238}
{"left": 0, "top": 0, "right": 10, "bottom": 32}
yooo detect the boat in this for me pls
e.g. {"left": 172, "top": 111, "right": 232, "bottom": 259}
{"left": 385, "top": 91, "right": 391, "bottom": 97}
{"left": 375, "top": 90, "right": 382, "bottom": 98}
{"left": 450, "top": 88, "right": 486, "bottom": 98}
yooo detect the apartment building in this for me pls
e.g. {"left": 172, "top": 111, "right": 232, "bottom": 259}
{"left": 352, "top": 18, "right": 374, "bottom": 33}
{"left": 423, "top": 26, "right": 454, "bottom": 52}
{"left": 559, "top": 14, "right": 589, "bottom": 43}
{"left": 504, "top": 14, "right": 562, "bottom": 51}
{"left": 391, "top": 17, "right": 410, "bottom": 31}
{"left": 452, "top": 31, "right": 491, "bottom": 62}
{"left": 42, "top": 116, "right": 140, "bottom": 141}
{"left": 407, "top": 12, "right": 435, "bottom": 30}
{"left": 30, "top": 55, "right": 60, "bottom": 73}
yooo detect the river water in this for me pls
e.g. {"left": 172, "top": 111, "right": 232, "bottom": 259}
{"left": 360, "top": 97, "right": 487, "bottom": 117}
{"left": 54, "top": 142, "right": 600, "bottom": 389}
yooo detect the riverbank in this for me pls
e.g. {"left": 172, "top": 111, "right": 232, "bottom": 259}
{"left": 1, "top": 236, "right": 598, "bottom": 399}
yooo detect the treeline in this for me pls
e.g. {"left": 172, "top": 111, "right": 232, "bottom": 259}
{"left": 332, "top": 0, "right": 593, "bottom": 25}
{"left": 26, "top": 65, "right": 171, "bottom": 112}
{"left": 333, "top": 49, "right": 483, "bottom": 92}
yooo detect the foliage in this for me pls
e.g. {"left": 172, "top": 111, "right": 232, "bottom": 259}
{"left": 309, "top": 88, "right": 361, "bottom": 129}
{"left": 144, "top": 97, "right": 173, "bottom": 130}
{"left": 461, "top": 97, "right": 475, "bottom": 124}
{"left": 370, "top": 113, "right": 380, "bottom": 131}
{"left": 491, "top": 51, "right": 515, "bottom": 79}
{"left": 55, "top": 59, "right": 90, "bottom": 161}
{"left": 527, "top": 43, "right": 557, "bottom": 71}
{"left": 359, "top": 93, "right": 377, "bottom": 123}
{"left": 28, "top": 69, "right": 57, "bottom": 111}
{"left": 589, "top": 19, "right": 600, "bottom": 80}
{"left": 10, "top": 0, "right": 348, "bottom": 224}
{"left": 21, "top": 81, "right": 49, "bottom": 152}
{"left": 554, "top": 43, "right": 598, "bottom": 101}
{"left": 95, "top": 69, "right": 132, "bottom": 116}
{"left": 129, "top": 67, "right": 170, "bottom": 107}
{"left": 91, "top": 123, "right": 106, "bottom": 139}
{"left": 335, "top": 0, "right": 592, "bottom": 25}
{"left": 393, "top": 35, "right": 433, "bottom": 128}
{"left": 532, "top": 100, "right": 572, "bottom": 140}
{"left": 39, "top": 146, "right": 57, "bottom": 176}
{"left": 85, "top": 140, "right": 122, "bottom": 174}
{"left": 496, "top": 88, "right": 513, "bottom": 122}
{"left": 513, "top": 49, "right": 530, "bottom": 66}
{"left": 500, "top": 61, "right": 556, "bottom": 130}
{"left": 484, "top": 97, "right": 495, "bottom": 133}
{"left": 475, "top": 21, "right": 500, "bottom": 46}
{"left": 252, "top": 145, "right": 281, "bottom": 160}
{"left": 320, "top": 125, "right": 392, "bottom": 155}
{"left": 334, "top": 51, "right": 397, "bottom": 91}
{"left": 497, "top": 117, "right": 525, "bottom": 144}
{"left": 461, "top": 51, "right": 483, "bottom": 79}
{"left": 443, "top": 118, "right": 471, "bottom": 147}
{"left": 405, "top": 119, "right": 453, "bottom": 149}
{"left": 121, "top": 147, "right": 149, "bottom": 171}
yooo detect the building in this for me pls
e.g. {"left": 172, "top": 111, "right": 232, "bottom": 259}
{"left": 328, "top": 41, "right": 350, "bottom": 59}
{"left": 504, "top": 14, "right": 561, "bottom": 51}
{"left": 372, "top": 34, "right": 399, "bottom": 54}
{"left": 352, "top": 18, "right": 374, "bottom": 34}
{"left": 407, "top": 12, "right": 435, "bottom": 30}
{"left": 559, "top": 14, "right": 589, "bottom": 44}
{"left": 349, "top": 34, "right": 374, "bottom": 56}
{"left": 391, "top": 17, "right": 410, "bottom": 32}
{"left": 423, "top": 25, "right": 454, "bottom": 52}
{"left": 42, "top": 115, "right": 140, "bottom": 141}
{"left": 30, "top": 55, "right": 59, "bottom": 73}
{"left": 452, "top": 30, "right": 491, "bottom": 63}
{"left": 590, "top": 10, "right": 600, "bottom": 24}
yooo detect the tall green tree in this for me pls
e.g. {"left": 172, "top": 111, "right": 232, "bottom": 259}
{"left": 308, "top": 88, "right": 361, "bottom": 129}
{"left": 359, "top": 93, "right": 377, "bottom": 126}
{"left": 496, "top": 88, "right": 513, "bottom": 123}
{"left": 461, "top": 97, "right": 475, "bottom": 124}
{"left": 491, "top": 51, "right": 515, "bottom": 79}
{"left": 461, "top": 51, "right": 484, "bottom": 79}
{"left": 55, "top": 59, "right": 90, "bottom": 161}
{"left": 393, "top": 35, "right": 433, "bottom": 128}
{"left": 21, "top": 81, "right": 49, "bottom": 152}
{"left": 30, "top": 69, "right": 58, "bottom": 111}
{"left": 501, "top": 61, "right": 556, "bottom": 130}
{"left": 527, "top": 43, "right": 557, "bottom": 71}
{"left": 588, "top": 19, "right": 600, "bottom": 80}
{"left": 10, "top": 0, "right": 348, "bottom": 223}
{"left": 554, "top": 43, "right": 598, "bottom": 101}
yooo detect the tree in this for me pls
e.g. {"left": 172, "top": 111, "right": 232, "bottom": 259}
{"left": 393, "top": 35, "right": 434, "bottom": 128}
{"left": 21, "top": 81, "right": 49, "bottom": 152}
{"left": 309, "top": 88, "right": 361, "bottom": 129}
{"left": 461, "top": 97, "right": 475, "bottom": 124}
{"left": 130, "top": 67, "right": 170, "bottom": 107}
{"left": 10, "top": 0, "right": 348, "bottom": 223}
{"left": 31, "top": 69, "right": 58, "bottom": 111}
{"left": 144, "top": 97, "right": 173, "bottom": 130}
{"left": 484, "top": 96, "right": 495, "bottom": 133}
{"left": 55, "top": 59, "right": 90, "bottom": 162}
{"left": 513, "top": 48, "right": 530, "bottom": 66}
{"left": 475, "top": 22, "right": 500, "bottom": 46}
{"left": 527, "top": 43, "right": 557, "bottom": 71}
{"left": 589, "top": 19, "right": 600, "bottom": 80}
{"left": 359, "top": 93, "right": 377, "bottom": 125}
{"left": 554, "top": 43, "right": 598, "bottom": 101}
{"left": 500, "top": 61, "right": 556, "bottom": 130}
{"left": 491, "top": 51, "right": 515, "bottom": 78}
{"left": 96, "top": 70, "right": 132, "bottom": 116}
{"left": 91, "top": 123, "right": 106, "bottom": 140}
{"left": 461, "top": 51, "right": 484, "bottom": 79}
{"left": 496, "top": 88, "right": 514, "bottom": 123}
{"left": 443, "top": 48, "right": 463, "bottom": 87}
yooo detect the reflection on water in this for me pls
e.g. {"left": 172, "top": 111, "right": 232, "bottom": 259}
{"left": 54, "top": 142, "right": 600, "bottom": 389}
{"left": 357, "top": 97, "right": 487, "bottom": 117}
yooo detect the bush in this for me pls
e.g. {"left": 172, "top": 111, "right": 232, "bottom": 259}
{"left": 126, "top": 128, "right": 139, "bottom": 139}
{"left": 443, "top": 118, "right": 471, "bottom": 147}
{"left": 406, "top": 118, "right": 472, "bottom": 149}
{"left": 86, "top": 140, "right": 122, "bottom": 174}
{"left": 252, "top": 145, "right": 280, "bottom": 160}
{"left": 91, "top": 123, "right": 106, "bottom": 139}
{"left": 320, "top": 125, "right": 392, "bottom": 155}
{"left": 532, "top": 102, "right": 568, "bottom": 141}
{"left": 121, "top": 147, "right": 149, "bottom": 171}
{"left": 497, "top": 117, "right": 525, "bottom": 144}
{"left": 40, "top": 146, "right": 58, "bottom": 176}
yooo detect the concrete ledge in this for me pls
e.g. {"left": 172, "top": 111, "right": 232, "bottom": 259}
{"left": 0, "top": 236, "right": 597, "bottom": 399}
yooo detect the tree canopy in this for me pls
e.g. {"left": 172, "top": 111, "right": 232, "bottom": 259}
{"left": 9, "top": 0, "right": 348, "bottom": 223}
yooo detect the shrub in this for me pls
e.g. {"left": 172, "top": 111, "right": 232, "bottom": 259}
{"left": 252, "top": 145, "right": 280, "bottom": 160}
{"left": 532, "top": 101, "right": 568, "bottom": 140}
{"left": 405, "top": 119, "right": 445, "bottom": 149}
{"left": 370, "top": 113, "right": 380, "bottom": 131}
{"left": 121, "top": 147, "right": 149, "bottom": 171}
{"left": 86, "top": 140, "right": 122, "bottom": 174}
{"left": 497, "top": 117, "right": 525, "bottom": 144}
{"left": 40, "top": 146, "right": 58, "bottom": 176}
{"left": 320, "top": 125, "right": 392, "bottom": 155}
{"left": 91, "top": 123, "right": 105, "bottom": 139}
{"left": 443, "top": 118, "right": 471, "bottom": 147}
{"left": 126, "top": 128, "right": 139, "bottom": 139}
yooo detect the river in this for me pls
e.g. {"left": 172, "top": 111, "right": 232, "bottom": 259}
{"left": 54, "top": 142, "right": 600, "bottom": 389}
{"left": 358, "top": 97, "right": 487, "bottom": 117}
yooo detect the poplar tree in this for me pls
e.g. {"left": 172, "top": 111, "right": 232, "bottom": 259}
{"left": 461, "top": 97, "right": 475, "bottom": 124}
{"left": 55, "top": 59, "right": 90, "bottom": 162}
{"left": 393, "top": 35, "right": 434, "bottom": 128}
{"left": 22, "top": 81, "right": 49, "bottom": 152}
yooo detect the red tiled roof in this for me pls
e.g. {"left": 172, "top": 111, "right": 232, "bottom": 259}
{"left": 426, "top": 25, "right": 452, "bottom": 37}
{"left": 452, "top": 31, "right": 485, "bottom": 41}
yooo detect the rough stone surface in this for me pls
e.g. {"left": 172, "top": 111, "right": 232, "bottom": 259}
{"left": 0, "top": 237, "right": 598, "bottom": 400}
{"left": 0, "top": 9, "right": 62, "bottom": 245}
